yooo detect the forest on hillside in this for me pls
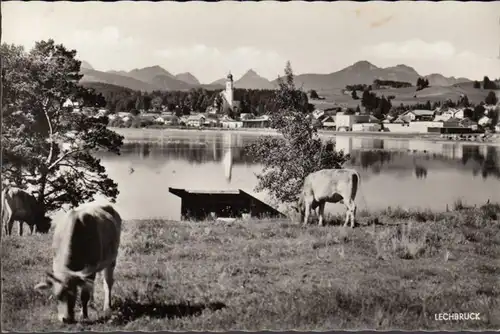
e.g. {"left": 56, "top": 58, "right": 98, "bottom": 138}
{"left": 81, "top": 82, "right": 310, "bottom": 116}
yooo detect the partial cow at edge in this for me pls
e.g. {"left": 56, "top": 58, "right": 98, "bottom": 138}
{"left": 1, "top": 186, "right": 52, "bottom": 236}
{"left": 295, "top": 168, "right": 361, "bottom": 228}
{"left": 34, "top": 201, "right": 122, "bottom": 324}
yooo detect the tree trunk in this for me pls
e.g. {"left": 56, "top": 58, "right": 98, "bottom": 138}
{"left": 37, "top": 168, "right": 48, "bottom": 212}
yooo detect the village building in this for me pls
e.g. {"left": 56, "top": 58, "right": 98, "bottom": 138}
{"left": 242, "top": 115, "right": 271, "bottom": 128}
{"left": 478, "top": 115, "right": 492, "bottom": 127}
{"left": 321, "top": 115, "right": 336, "bottom": 129}
{"left": 155, "top": 115, "right": 179, "bottom": 126}
{"left": 186, "top": 114, "right": 206, "bottom": 127}
{"left": 203, "top": 114, "right": 219, "bottom": 127}
{"left": 220, "top": 115, "right": 243, "bottom": 129}
{"left": 239, "top": 113, "right": 253, "bottom": 120}
{"left": 312, "top": 109, "right": 325, "bottom": 119}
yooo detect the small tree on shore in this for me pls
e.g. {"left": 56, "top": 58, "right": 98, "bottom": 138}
{"left": 485, "top": 91, "right": 498, "bottom": 105}
{"left": 245, "top": 61, "right": 348, "bottom": 205}
{"left": 1, "top": 40, "right": 123, "bottom": 212}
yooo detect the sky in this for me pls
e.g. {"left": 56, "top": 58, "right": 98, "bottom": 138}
{"left": 3, "top": 1, "right": 500, "bottom": 84}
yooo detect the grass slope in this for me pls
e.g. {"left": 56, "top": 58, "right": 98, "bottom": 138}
{"left": 2, "top": 203, "right": 499, "bottom": 331}
{"left": 315, "top": 86, "right": 495, "bottom": 110}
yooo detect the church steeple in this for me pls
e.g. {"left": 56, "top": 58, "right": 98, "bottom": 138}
{"left": 225, "top": 70, "right": 234, "bottom": 107}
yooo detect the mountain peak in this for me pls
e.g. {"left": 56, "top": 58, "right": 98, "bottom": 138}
{"left": 80, "top": 60, "right": 94, "bottom": 70}
{"left": 235, "top": 69, "right": 273, "bottom": 89}
{"left": 175, "top": 72, "right": 200, "bottom": 85}
{"left": 352, "top": 60, "right": 377, "bottom": 68}
{"left": 244, "top": 69, "right": 258, "bottom": 75}
{"left": 131, "top": 65, "right": 169, "bottom": 73}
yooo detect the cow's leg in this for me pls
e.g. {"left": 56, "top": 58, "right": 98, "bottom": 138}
{"left": 19, "top": 221, "right": 23, "bottom": 236}
{"left": 344, "top": 199, "right": 357, "bottom": 228}
{"left": 102, "top": 262, "right": 116, "bottom": 318}
{"left": 6, "top": 218, "right": 15, "bottom": 236}
{"left": 350, "top": 200, "right": 357, "bottom": 228}
{"left": 29, "top": 224, "right": 35, "bottom": 235}
{"left": 343, "top": 202, "right": 350, "bottom": 228}
{"left": 81, "top": 273, "right": 96, "bottom": 320}
{"left": 303, "top": 201, "right": 311, "bottom": 227}
{"left": 317, "top": 202, "right": 326, "bottom": 227}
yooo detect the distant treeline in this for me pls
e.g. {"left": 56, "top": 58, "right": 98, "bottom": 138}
{"left": 82, "top": 82, "right": 309, "bottom": 116}
{"left": 373, "top": 79, "right": 412, "bottom": 89}
{"left": 346, "top": 79, "right": 413, "bottom": 92}
{"left": 473, "top": 76, "right": 499, "bottom": 90}
{"left": 345, "top": 84, "right": 371, "bottom": 92}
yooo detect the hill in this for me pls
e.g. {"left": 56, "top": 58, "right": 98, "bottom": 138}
{"left": 127, "top": 65, "right": 175, "bottom": 83}
{"left": 426, "top": 73, "right": 470, "bottom": 87}
{"left": 80, "top": 81, "right": 135, "bottom": 95}
{"left": 314, "top": 84, "right": 494, "bottom": 110}
{"left": 175, "top": 72, "right": 201, "bottom": 86}
{"left": 149, "top": 74, "right": 194, "bottom": 91}
{"left": 273, "top": 61, "right": 472, "bottom": 91}
{"left": 80, "top": 68, "right": 158, "bottom": 92}
{"left": 79, "top": 60, "right": 94, "bottom": 70}
{"left": 210, "top": 77, "right": 227, "bottom": 86}
{"left": 79, "top": 60, "right": 482, "bottom": 96}
{"left": 234, "top": 69, "right": 274, "bottom": 90}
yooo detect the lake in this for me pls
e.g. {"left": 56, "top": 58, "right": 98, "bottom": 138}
{"left": 94, "top": 128, "right": 500, "bottom": 221}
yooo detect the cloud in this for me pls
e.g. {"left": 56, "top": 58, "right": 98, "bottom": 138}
{"left": 69, "top": 26, "right": 137, "bottom": 49}
{"left": 366, "top": 39, "right": 457, "bottom": 60}
{"left": 154, "top": 44, "right": 286, "bottom": 82}
{"left": 370, "top": 15, "right": 393, "bottom": 28}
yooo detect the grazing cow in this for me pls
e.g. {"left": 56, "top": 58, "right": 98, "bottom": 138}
{"left": 295, "top": 168, "right": 361, "bottom": 228}
{"left": 34, "top": 202, "right": 122, "bottom": 323}
{"left": 1, "top": 187, "right": 52, "bottom": 236}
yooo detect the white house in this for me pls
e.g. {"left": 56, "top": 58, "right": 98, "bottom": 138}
{"left": 399, "top": 109, "right": 436, "bottom": 122}
{"left": 186, "top": 114, "right": 206, "bottom": 127}
{"left": 240, "top": 113, "right": 253, "bottom": 120}
{"left": 336, "top": 114, "right": 356, "bottom": 131}
{"left": 118, "top": 112, "right": 132, "bottom": 119}
{"left": 221, "top": 115, "right": 243, "bottom": 128}
{"left": 478, "top": 116, "right": 492, "bottom": 127}
{"left": 312, "top": 109, "right": 325, "bottom": 119}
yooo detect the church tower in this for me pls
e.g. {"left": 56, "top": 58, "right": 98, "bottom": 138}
{"left": 225, "top": 72, "right": 234, "bottom": 108}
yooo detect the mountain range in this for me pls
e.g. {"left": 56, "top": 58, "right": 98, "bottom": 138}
{"left": 79, "top": 60, "right": 472, "bottom": 92}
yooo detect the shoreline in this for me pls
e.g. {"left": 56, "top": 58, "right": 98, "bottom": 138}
{"left": 109, "top": 126, "right": 500, "bottom": 147}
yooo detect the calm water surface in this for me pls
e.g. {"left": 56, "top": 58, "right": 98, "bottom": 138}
{"left": 94, "top": 129, "right": 500, "bottom": 220}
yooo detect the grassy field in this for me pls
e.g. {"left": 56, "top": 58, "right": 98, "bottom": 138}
{"left": 2, "top": 203, "right": 500, "bottom": 331}
{"left": 314, "top": 86, "right": 495, "bottom": 109}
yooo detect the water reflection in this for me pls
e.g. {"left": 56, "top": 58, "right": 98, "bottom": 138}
{"left": 100, "top": 133, "right": 500, "bottom": 181}
{"left": 414, "top": 165, "right": 428, "bottom": 179}
{"left": 94, "top": 130, "right": 500, "bottom": 220}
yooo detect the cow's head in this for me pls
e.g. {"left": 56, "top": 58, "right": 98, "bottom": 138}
{"left": 35, "top": 271, "right": 91, "bottom": 323}
{"left": 37, "top": 216, "right": 52, "bottom": 234}
{"left": 292, "top": 195, "right": 306, "bottom": 222}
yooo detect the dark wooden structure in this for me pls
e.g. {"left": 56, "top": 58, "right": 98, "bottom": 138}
{"left": 428, "top": 127, "right": 479, "bottom": 134}
{"left": 169, "top": 187, "right": 287, "bottom": 221}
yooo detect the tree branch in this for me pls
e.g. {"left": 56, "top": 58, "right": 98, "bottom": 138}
{"left": 43, "top": 99, "right": 55, "bottom": 166}
{"left": 48, "top": 148, "right": 87, "bottom": 171}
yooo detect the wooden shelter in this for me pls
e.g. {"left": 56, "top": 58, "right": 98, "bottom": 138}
{"left": 168, "top": 187, "right": 287, "bottom": 221}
